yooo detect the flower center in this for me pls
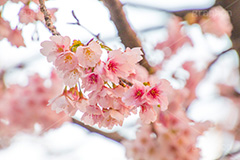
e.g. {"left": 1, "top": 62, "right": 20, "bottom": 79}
{"left": 148, "top": 88, "right": 160, "bottom": 98}
{"left": 135, "top": 90, "right": 144, "bottom": 98}
{"left": 108, "top": 61, "right": 118, "bottom": 73}
{"left": 89, "top": 74, "right": 98, "bottom": 84}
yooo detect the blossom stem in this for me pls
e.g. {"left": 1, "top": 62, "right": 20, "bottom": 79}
{"left": 72, "top": 118, "right": 125, "bottom": 143}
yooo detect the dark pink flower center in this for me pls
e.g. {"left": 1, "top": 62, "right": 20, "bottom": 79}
{"left": 57, "top": 45, "right": 65, "bottom": 52}
{"left": 135, "top": 89, "right": 144, "bottom": 98}
{"left": 89, "top": 74, "right": 98, "bottom": 84}
{"left": 108, "top": 61, "right": 118, "bottom": 73}
{"left": 148, "top": 88, "right": 160, "bottom": 98}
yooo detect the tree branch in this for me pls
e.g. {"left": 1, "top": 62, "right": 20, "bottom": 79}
{"left": 72, "top": 118, "right": 125, "bottom": 143}
{"left": 39, "top": 0, "right": 60, "bottom": 36}
{"left": 101, "top": 0, "right": 155, "bottom": 74}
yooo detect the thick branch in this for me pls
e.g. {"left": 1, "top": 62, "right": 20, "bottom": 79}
{"left": 72, "top": 118, "right": 125, "bottom": 143}
{"left": 101, "top": 0, "right": 155, "bottom": 74}
{"left": 39, "top": 0, "right": 60, "bottom": 36}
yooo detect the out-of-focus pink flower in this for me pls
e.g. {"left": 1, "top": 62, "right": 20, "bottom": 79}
{"left": 139, "top": 104, "right": 157, "bottom": 124}
{"left": 76, "top": 41, "right": 102, "bottom": 68}
{"left": 49, "top": 95, "right": 77, "bottom": 116}
{"left": 155, "top": 16, "right": 193, "bottom": 59}
{"left": 0, "top": 72, "right": 70, "bottom": 148}
{"left": 182, "top": 61, "right": 206, "bottom": 108}
{"left": 36, "top": 8, "right": 58, "bottom": 23}
{"left": 19, "top": 5, "right": 36, "bottom": 24}
{"left": 40, "top": 35, "right": 71, "bottom": 62}
{"left": 7, "top": 28, "right": 26, "bottom": 47}
{"left": 0, "top": 0, "right": 8, "bottom": 6}
{"left": 0, "top": 17, "right": 11, "bottom": 40}
{"left": 199, "top": 6, "right": 233, "bottom": 37}
{"left": 123, "top": 109, "right": 210, "bottom": 160}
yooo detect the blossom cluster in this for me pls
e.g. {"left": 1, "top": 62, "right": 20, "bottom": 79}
{"left": 123, "top": 78, "right": 211, "bottom": 160}
{"left": 0, "top": 72, "right": 70, "bottom": 148}
{"left": 40, "top": 36, "right": 172, "bottom": 129}
{"left": 0, "top": 0, "right": 57, "bottom": 47}
{"left": 123, "top": 110, "right": 210, "bottom": 160}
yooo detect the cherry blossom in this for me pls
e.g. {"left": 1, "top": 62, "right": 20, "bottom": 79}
{"left": 123, "top": 109, "right": 210, "bottom": 160}
{"left": 40, "top": 35, "right": 71, "bottom": 62}
{"left": 145, "top": 79, "right": 171, "bottom": 110}
{"left": 0, "top": 72, "right": 70, "bottom": 148}
{"left": 199, "top": 6, "right": 233, "bottom": 37}
{"left": 81, "top": 72, "right": 104, "bottom": 92}
{"left": 54, "top": 51, "right": 78, "bottom": 71}
{"left": 36, "top": 8, "right": 58, "bottom": 23}
{"left": 0, "top": 0, "right": 8, "bottom": 6}
{"left": 18, "top": 5, "right": 36, "bottom": 24}
{"left": 0, "top": 17, "right": 11, "bottom": 40}
{"left": 76, "top": 40, "right": 102, "bottom": 68}
{"left": 7, "top": 28, "right": 26, "bottom": 47}
{"left": 40, "top": 35, "right": 173, "bottom": 128}
{"left": 155, "top": 16, "right": 193, "bottom": 59}
{"left": 122, "top": 81, "right": 147, "bottom": 106}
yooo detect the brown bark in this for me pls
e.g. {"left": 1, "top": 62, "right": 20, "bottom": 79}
{"left": 39, "top": 0, "right": 60, "bottom": 36}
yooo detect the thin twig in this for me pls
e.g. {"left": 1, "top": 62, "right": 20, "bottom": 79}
{"left": 119, "top": 77, "right": 133, "bottom": 87}
{"left": 39, "top": 0, "right": 60, "bottom": 36}
{"left": 69, "top": 10, "right": 105, "bottom": 44}
{"left": 72, "top": 118, "right": 125, "bottom": 143}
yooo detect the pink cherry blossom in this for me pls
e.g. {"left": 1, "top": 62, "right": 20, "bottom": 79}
{"left": 0, "top": 17, "right": 11, "bottom": 40}
{"left": 58, "top": 67, "right": 82, "bottom": 87}
{"left": 123, "top": 109, "right": 210, "bottom": 160}
{"left": 18, "top": 5, "right": 36, "bottom": 24}
{"left": 81, "top": 72, "right": 104, "bottom": 91}
{"left": 76, "top": 41, "right": 102, "bottom": 68}
{"left": 199, "top": 6, "right": 233, "bottom": 37}
{"left": 124, "top": 47, "right": 143, "bottom": 72}
{"left": 49, "top": 95, "right": 77, "bottom": 116}
{"left": 81, "top": 105, "right": 104, "bottom": 126}
{"left": 127, "top": 64, "right": 149, "bottom": 82}
{"left": 36, "top": 8, "right": 58, "bottom": 23}
{"left": 122, "top": 81, "right": 147, "bottom": 106}
{"left": 7, "top": 28, "right": 26, "bottom": 47}
{"left": 40, "top": 35, "right": 71, "bottom": 62}
{"left": 49, "top": 86, "right": 83, "bottom": 116}
{"left": 139, "top": 104, "right": 157, "bottom": 124}
{"left": 0, "top": 0, "right": 8, "bottom": 5}
{"left": 54, "top": 51, "right": 78, "bottom": 71}
{"left": 103, "top": 49, "right": 140, "bottom": 83}
{"left": 155, "top": 16, "right": 193, "bottom": 59}
{"left": 100, "top": 109, "right": 125, "bottom": 129}
{"left": 145, "top": 79, "right": 171, "bottom": 111}
{"left": 0, "top": 72, "right": 69, "bottom": 148}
